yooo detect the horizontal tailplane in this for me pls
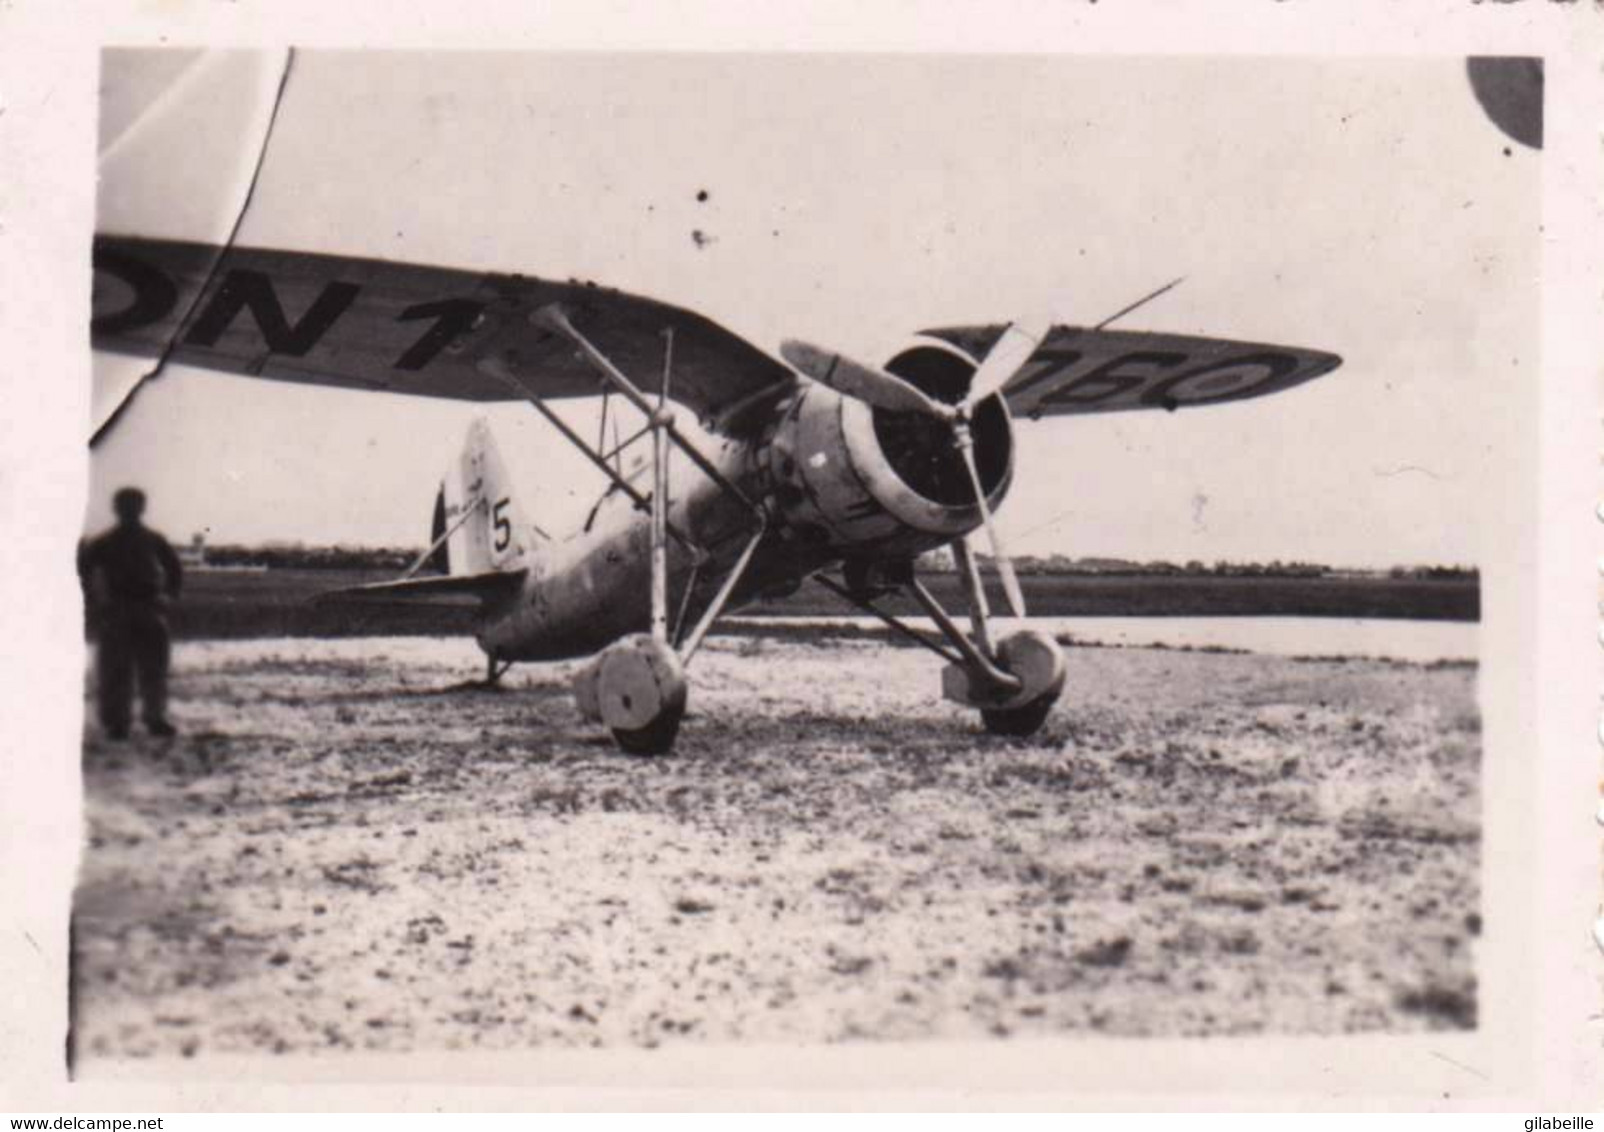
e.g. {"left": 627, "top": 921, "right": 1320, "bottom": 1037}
{"left": 316, "top": 569, "right": 526, "bottom": 609}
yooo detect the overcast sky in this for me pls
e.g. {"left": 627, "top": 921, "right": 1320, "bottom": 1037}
{"left": 89, "top": 51, "right": 1537, "bottom": 568}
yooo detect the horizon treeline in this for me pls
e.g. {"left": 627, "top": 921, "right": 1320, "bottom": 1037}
{"left": 183, "top": 539, "right": 1478, "bottom": 580}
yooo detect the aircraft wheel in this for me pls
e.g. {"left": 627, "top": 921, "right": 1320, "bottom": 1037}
{"left": 978, "top": 630, "right": 1064, "bottom": 738}
{"left": 612, "top": 709, "right": 686, "bottom": 756}
{"left": 596, "top": 634, "right": 687, "bottom": 756}
{"left": 981, "top": 694, "right": 1057, "bottom": 737}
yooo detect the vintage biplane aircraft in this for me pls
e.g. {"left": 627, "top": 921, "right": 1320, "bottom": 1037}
{"left": 91, "top": 234, "right": 1341, "bottom": 752}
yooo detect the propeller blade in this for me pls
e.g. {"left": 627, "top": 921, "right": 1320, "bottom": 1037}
{"left": 963, "top": 317, "right": 1050, "bottom": 409}
{"left": 956, "top": 431, "right": 1027, "bottom": 618}
{"left": 781, "top": 340, "right": 955, "bottom": 420}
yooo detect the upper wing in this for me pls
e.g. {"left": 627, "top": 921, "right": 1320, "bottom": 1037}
{"left": 92, "top": 235, "right": 795, "bottom": 433}
{"left": 921, "top": 325, "right": 1341, "bottom": 418}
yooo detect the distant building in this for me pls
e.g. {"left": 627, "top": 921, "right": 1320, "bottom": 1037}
{"left": 1067, "top": 556, "right": 1140, "bottom": 575}
{"left": 176, "top": 532, "right": 207, "bottom": 568}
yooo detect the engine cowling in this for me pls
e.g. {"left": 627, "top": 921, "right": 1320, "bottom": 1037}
{"left": 763, "top": 341, "right": 1014, "bottom": 560}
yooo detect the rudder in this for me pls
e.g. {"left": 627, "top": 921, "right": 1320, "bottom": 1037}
{"left": 435, "top": 418, "right": 529, "bottom": 575}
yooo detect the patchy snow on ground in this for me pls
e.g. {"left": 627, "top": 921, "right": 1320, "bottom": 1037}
{"left": 74, "top": 633, "right": 1481, "bottom": 1063}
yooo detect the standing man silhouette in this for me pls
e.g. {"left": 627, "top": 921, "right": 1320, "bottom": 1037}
{"left": 78, "top": 487, "right": 182, "bottom": 739}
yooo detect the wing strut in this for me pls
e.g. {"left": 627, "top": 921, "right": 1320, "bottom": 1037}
{"left": 475, "top": 355, "right": 702, "bottom": 556}
{"left": 478, "top": 306, "right": 770, "bottom": 665}
{"left": 531, "top": 306, "right": 765, "bottom": 519}
{"left": 650, "top": 330, "right": 673, "bottom": 642}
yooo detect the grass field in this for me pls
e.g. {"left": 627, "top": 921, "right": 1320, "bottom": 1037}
{"left": 164, "top": 568, "right": 1478, "bottom": 640}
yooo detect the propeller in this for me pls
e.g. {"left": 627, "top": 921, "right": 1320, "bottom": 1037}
{"left": 782, "top": 281, "right": 1185, "bottom": 621}
{"left": 960, "top": 318, "right": 1048, "bottom": 412}
{"left": 781, "top": 320, "right": 1048, "bottom": 619}
{"left": 778, "top": 340, "right": 956, "bottom": 421}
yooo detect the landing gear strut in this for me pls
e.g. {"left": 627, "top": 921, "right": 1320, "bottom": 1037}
{"left": 501, "top": 308, "right": 766, "bottom": 755}
{"left": 962, "top": 629, "right": 1065, "bottom": 737}
{"left": 821, "top": 541, "right": 1065, "bottom": 739}
{"left": 485, "top": 655, "right": 514, "bottom": 687}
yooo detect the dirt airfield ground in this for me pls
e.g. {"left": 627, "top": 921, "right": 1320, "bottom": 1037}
{"left": 73, "top": 630, "right": 1481, "bottom": 1063}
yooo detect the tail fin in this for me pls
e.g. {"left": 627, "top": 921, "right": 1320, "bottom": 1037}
{"left": 434, "top": 418, "right": 530, "bottom": 575}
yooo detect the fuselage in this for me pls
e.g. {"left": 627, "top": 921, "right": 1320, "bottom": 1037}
{"left": 477, "top": 344, "right": 1013, "bottom": 662}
